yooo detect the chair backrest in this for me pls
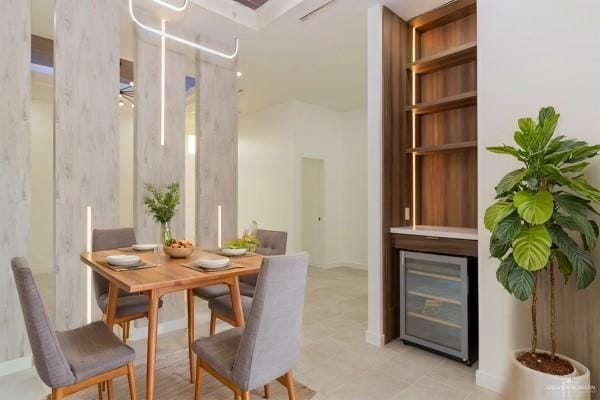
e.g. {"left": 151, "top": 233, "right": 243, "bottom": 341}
{"left": 255, "top": 229, "right": 287, "bottom": 256}
{"left": 232, "top": 253, "right": 308, "bottom": 390}
{"left": 11, "top": 258, "right": 76, "bottom": 388}
{"left": 91, "top": 228, "right": 136, "bottom": 296}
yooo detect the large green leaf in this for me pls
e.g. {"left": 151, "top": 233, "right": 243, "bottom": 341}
{"left": 493, "top": 212, "right": 522, "bottom": 241}
{"left": 507, "top": 267, "right": 535, "bottom": 301}
{"left": 484, "top": 201, "right": 516, "bottom": 231}
{"left": 553, "top": 192, "right": 593, "bottom": 218}
{"left": 556, "top": 251, "right": 573, "bottom": 284}
{"left": 513, "top": 191, "right": 553, "bottom": 224}
{"left": 487, "top": 145, "right": 524, "bottom": 160}
{"left": 549, "top": 225, "right": 596, "bottom": 289}
{"left": 496, "top": 169, "right": 529, "bottom": 195}
{"left": 490, "top": 233, "right": 511, "bottom": 258}
{"left": 558, "top": 175, "right": 600, "bottom": 205}
{"left": 552, "top": 213, "right": 598, "bottom": 251}
{"left": 497, "top": 254, "right": 517, "bottom": 293}
{"left": 512, "top": 225, "right": 552, "bottom": 271}
{"left": 537, "top": 107, "right": 559, "bottom": 149}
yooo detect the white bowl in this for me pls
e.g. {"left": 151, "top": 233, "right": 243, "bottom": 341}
{"left": 106, "top": 255, "right": 140, "bottom": 266}
{"left": 132, "top": 244, "right": 158, "bottom": 251}
{"left": 195, "top": 257, "right": 230, "bottom": 269}
{"left": 220, "top": 248, "right": 247, "bottom": 256}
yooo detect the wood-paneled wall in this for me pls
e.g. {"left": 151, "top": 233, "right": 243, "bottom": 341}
{"left": 54, "top": 0, "right": 120, "bottom": 330}
{"left": 134, "top": 26, "right": 186, "bottom": 323}
{"left": 195, "top": 50, "right": 238, "bottom": 248}
{"left": 0, "top": 0, "right": 30, "bottom": 362}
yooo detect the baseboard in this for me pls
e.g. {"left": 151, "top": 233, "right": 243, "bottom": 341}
{"left": 476, "top": 368, "right": 506, "bottom": 394}
{"left": 0, "top": 356, "right": 32, "bottom": 377}
{"left": 319, "top": 261, "right": 368, "bottom": 271}
{"left": 364, "top": 330, "right": 385, "bottom": 347}
{"left": 128, "top": 312, "right": 210, "bottom": 341}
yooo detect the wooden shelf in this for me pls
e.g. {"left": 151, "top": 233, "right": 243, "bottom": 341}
{"left": 408, "top": 41, "right": 476, "bottom": 74}
{"left": 405, "top": 91, "right": 477, "bottom": 115}
{"left": 408, "top": 0, "right": 476, "bottom": 31}
{"left": 405, "top": 140, "right": 477, "bottom": 155}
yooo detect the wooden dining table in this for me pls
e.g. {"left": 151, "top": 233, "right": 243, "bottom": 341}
{"left": 80, "top": 248, "right": 263, "bottom": 400}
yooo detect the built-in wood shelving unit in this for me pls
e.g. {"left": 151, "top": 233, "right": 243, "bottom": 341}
{"left": 405, "top": 140, "right": 477, "bottom": 155}
{"left": 381, "top": 0, "right": 478, "bottom": 352}
{"left": 407, "top": 41, "right": 476, "bottom": 74}
{"left": 405, "top": 91, "right": 477, "bottom": 114}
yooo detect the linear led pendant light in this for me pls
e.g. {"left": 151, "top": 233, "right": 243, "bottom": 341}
{"left": 129, "top": 0, "right": 239, "bottom": 60}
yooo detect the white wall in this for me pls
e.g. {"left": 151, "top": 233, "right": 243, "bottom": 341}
{"left": 477, "top": 0, "right": 600, "bottom": 393}
{"left": 31, "top": 77, "right": 53, "bottom": 273}
{"left": 238, "top": 100, "right": 367, "bottom": 269}
{"left": 119, "top": 107, "right": 134, "bottom": 228}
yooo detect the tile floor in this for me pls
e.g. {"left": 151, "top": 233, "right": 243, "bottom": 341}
{"left": 1, "top": 266, "right": 503, "bottom": 400}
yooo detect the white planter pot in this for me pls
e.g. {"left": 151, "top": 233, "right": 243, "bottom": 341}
{"left": 509, "top": 349, "right": 591, "bottom": 400}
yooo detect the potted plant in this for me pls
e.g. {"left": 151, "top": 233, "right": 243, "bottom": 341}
{"left": 484, "top": 107, "right": 600, "bottom": 399}
{"left": 143, "top": 182, "right": 181, "bottom": 244}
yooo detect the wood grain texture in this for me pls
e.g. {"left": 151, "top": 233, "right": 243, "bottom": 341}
{"left": 381, "top": 7, "right": 409, "bottom": 342}
{"left": 391, "top": 234, "right": 477, "bottom": 258}
{"left": 54, "top": 0, "right": 120, "bottom": 330}
{"left": 195, "top": 48, "right": 238, "bottom": 249}
{"left": 134, "top": 23, "right": 187, "bottom": 323}
{"left": 0, "top": 0, "right": 30, "bottom": 362}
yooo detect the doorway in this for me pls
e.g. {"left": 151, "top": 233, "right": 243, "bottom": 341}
{"left": 302, "top": 157, "right": 325, "bottom": 267}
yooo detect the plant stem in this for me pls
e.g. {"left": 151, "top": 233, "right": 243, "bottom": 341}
{"left": 531, "top": 271, "right": 538, "bottom": 354}
{"left": 549, "top": 258, "right": 557, "bottom": 359}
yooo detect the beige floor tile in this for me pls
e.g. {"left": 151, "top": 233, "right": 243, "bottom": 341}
{"left": 395, "top": 377, "right": 470, "bottom": 400}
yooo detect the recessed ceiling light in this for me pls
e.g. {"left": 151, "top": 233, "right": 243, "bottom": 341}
{"left": 237, "top": 71, "right": 242, "bottom": 77}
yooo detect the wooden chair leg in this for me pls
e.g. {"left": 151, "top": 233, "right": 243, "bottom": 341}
{"left": 101, "top": 381, "right": 106, "bottom": 392}
{"left": 209, "top": 311, "right": 217, "bottom": 336}
{"left": 241, "top": 392, "right": 251, "bottom": 400}
{"left": 280, "top": 371, "right": 297, "bottom": 400}
{"left": 98, "top": 383, "right": 103, "bottom": 400}
{"left": 121, "top": 322, "right": 128, "bottom": 343}
{"left": 194, "top": 358, "right": 203, "bottom": 400}
{"left": 127, "top": 361, "right": 138, "bottom": 400}
{"left": 187, "top": 289, "right": 196, "bottom": 383}
{"left": 51, "top": 388, "right": 64, "bottom": 400}
{"left": 107, "top": 380, "right": 114, "bottom": 400}
{"left": 264, "top": 384, "right": 270, "bottom": 398}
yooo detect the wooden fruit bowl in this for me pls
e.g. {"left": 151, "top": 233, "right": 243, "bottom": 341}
{"left": 163, "top": 245, "right": 194, "bottom": 259}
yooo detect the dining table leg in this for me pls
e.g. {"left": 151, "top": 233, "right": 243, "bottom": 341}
{"left": 146, "top": 289, "right": 160, "bottom": 400}
{"left": 186, "top": 288, "right": 196, "bottom": 383}
{"left": 228, "top": 276, "right": 245, "bottom": 328}
{"left": 105, "top": 282, "right": 119, "bottom": 329}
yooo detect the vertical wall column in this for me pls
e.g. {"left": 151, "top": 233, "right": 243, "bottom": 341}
{"left": 0, "top": 0, "right": 30, "bottom": 365}
{"left": 196, "top": 49, "right": 238, "bottom": 248}
{"left": 134, "top": 24, "right": 186, "bottom": 322}
{"left": 54, "top": 0, "right": 120, "bottom": 330}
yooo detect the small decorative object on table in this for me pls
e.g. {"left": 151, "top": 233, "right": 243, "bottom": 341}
{"left": 143, "top": 182, "right": 180, "bottom": 244}
{"left": 484, "top": 106, "right": 600, "bottom": 400}
{"left": 163, "top": 238, "right": 194, "bottom": 258}
{"left": 220, "top": 220, "right": 261, "bottom": 254}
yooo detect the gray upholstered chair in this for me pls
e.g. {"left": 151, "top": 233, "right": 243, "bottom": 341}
{"left": 208, "top": 229, "right": 288, "bottom": 331}
{"left": 192, "top": 253, "right": 308, "bottom": 400}
{"left": 92, "top": 228, "right": 163, "bottom": 342}
{"left": 11, "top": 257, "right": 137, "bottom": 400}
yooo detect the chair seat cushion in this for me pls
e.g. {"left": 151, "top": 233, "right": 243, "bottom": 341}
{"left": 98, "top": 293, "right": 163, "bottom": 318}
{"left": 192, "top": 327, "right": 242, "bottom": 380}
{"left": 194, "top": 282, "right": 256, "bottom": 300}
{"left": 57, "top": 321, "right": 135, "bottom": 382}
{"left": 208, "top": 295, "right": 253, "bottom": 321}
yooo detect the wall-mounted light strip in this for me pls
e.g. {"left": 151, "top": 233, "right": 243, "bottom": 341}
{"left": 86, "top": 206, "right": 92, "bottom": 324}
{"left": 151, "top": 0, "right": 188, "bottom": 12}
{"left": 161, "top": 19, "right": 166, "bottom": 147}
{"left": 217, "top": 205, "right": 222, "bottom": 249}
{"left": 129, "top": 0, "right": 239, "bottom": 60}
{"left": 411, "top": 27, "right": 417, "bottom": 230}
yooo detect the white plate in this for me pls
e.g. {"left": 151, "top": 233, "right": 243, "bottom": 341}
{"left": 132, "top": 244, "right": 158, "bottom": 251}
{"left": 195, "top": 257, "right": 230, "bottom": 269}
{"left": 220, "top": 248, "right": 247, "bottom": 256}
{"left": 106, "top": 255, "right": 140, "bottom": 266}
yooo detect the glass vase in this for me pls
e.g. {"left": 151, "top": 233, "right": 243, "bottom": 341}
{"left": 160, "top": 222, "right": 172, "bottom": 245}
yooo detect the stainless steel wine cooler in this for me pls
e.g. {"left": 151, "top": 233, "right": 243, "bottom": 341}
{"left": 400, "top": 251, "right": 477, "bottom": 365}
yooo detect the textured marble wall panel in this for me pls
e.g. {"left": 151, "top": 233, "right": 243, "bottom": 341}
{"left": 134, "top": 25, "right": 186, "bottom": 323}
{"left": 0, "top": 0, "right": 30, "bottom": 362}
{"left": 196, "top": 49, "right": 238, "bottom": 249}
{"left": 54, "top": 0, "right": 120, "bottom": 329}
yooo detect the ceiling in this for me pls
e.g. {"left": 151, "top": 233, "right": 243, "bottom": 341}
{"left": 31, "top": 0, "right": 451, "bottom": 115}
